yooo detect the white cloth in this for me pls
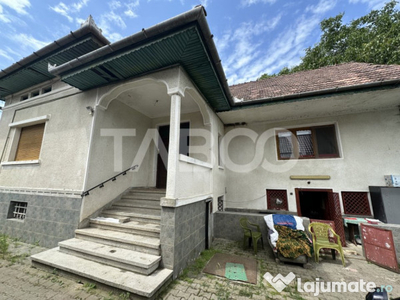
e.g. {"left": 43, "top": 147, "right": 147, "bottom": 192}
{"left": 263, "top": 214, "right": 305, "bottom": 247}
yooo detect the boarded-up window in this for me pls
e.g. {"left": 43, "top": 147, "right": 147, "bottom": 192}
{"left": 14, "top": 123, "right": 45, "bottom": 161}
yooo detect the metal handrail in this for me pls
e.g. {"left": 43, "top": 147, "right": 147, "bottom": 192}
{"left": 81, "top": 165, "right": 139, "bottom": 197}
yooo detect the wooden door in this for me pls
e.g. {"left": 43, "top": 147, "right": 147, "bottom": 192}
{"left": 156, "top": 122, "right": 190, "bottom": 189}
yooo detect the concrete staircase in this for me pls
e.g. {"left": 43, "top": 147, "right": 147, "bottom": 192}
{"left": 31, "top": 188, "right": 171, "bottom": 299}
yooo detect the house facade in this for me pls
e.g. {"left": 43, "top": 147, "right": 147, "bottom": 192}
{"left": 0, "top": 5, "right": 400, "bottom": 298}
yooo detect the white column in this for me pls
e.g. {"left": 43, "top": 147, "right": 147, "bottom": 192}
{"left": 166, "top": 93, "right": 181, "bottom": 199}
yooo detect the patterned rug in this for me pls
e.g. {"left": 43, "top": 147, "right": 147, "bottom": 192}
{"left": 202, "top": 253, "right": 257, "bottom": 284}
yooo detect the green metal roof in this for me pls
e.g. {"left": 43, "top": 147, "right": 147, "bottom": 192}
{"left": 0, "top": 37, "right": 104, "bottom": 98}
{"left": 60, "top": 26, "right": 231, "bottom": 112}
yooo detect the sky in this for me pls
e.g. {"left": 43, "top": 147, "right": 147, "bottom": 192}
{"left": 0, "top": 0, "right": 396, "bottom": 87}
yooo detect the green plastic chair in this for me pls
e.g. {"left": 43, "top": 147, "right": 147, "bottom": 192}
{"left": 239, "top": 217, "right": 264, "bottom": 254}
{"left": 308, "top": 222, "right": 346, "bottom": 267}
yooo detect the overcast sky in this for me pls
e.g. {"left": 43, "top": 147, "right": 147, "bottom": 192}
{"left": 0, "top": 0, "right": 395, "bottom": 87}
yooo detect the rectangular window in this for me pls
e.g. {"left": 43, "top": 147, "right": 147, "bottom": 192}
{"left": 342, "top": 192, "right": 372, "bottom": 216}
{"left": 31, "top": 90, "right": 40, "bottom": 97}
{"left": 276, "top": 124, "right": 339, "bottom": 160}
{"left": 266, "top": 189, "right": 288, "bottom": 210}
{"left": 217, "top": 196, "right": 224, "bottom": 211}
{"left": 8, "top": 201, "right": 28, "bottom": 220}
{"left": 14, "top": 123, "right": 45, "bottom": 161}
{"left": 42, "top": 86, "right": 52, "bottom": 94}
{"left": 20, "top": 94, "right": 29, "bottom": 101}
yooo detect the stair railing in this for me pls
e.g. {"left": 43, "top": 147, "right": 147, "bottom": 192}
{"left": 81, "top": 165, "right": 139, "bottom": 197}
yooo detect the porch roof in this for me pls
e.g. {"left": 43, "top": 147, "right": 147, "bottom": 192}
{"left": 0, "top": 6, "right": 233, "bottom": 112}
{"left": 0, "top": 16, "right": 109, "bottom": 99}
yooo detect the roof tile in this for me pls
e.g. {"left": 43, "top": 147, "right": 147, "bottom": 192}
{"left": 229, "top": 62, "right": 400, "bottom": 102}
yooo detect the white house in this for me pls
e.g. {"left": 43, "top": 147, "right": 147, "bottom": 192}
{"left": 0, "top": 5, "right": 399, "bottom": 299}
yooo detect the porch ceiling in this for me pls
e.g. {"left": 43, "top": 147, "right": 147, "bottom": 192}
{"left": 116, "top": 81, "right": 199, "bottom": 118}
{"left": 217, "top": 87, "right": 400, "bottom": 124}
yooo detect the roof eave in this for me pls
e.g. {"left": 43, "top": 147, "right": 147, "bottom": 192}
{"left": 47, "top": 5, "right": 234, "bottom": 109}
{"left": 0, "top": 19, "right": 109, "bottom": 80}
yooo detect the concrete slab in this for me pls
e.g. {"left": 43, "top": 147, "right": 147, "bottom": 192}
{"left": 75, "top": 227, "right": 160, "bottom": 255}
{"left": 59, "top": 238, "right": 161, "bottom": 273}
{"left": 31, "top": 248, "right": 173, "bottom": 298}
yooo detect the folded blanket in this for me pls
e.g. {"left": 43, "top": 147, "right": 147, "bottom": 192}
{"left": 264, "top": 214, "right": 305, "bottom": 247}
{"left": 275, "top": 225, "right": 313, "bottom": 258}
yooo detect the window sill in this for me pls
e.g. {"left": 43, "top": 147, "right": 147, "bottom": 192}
{"left": 1, "top": 160, "right": 40, "bottom": 166}
{"left": 6, "top": 218, "right": 25, "bottom": 223}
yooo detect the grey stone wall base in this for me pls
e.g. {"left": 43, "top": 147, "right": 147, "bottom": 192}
{"left": 160, "top": 201, "right": 207, "bottom": 278}
{"left": 0, "top": 192, "right": 82, "bottom": 248}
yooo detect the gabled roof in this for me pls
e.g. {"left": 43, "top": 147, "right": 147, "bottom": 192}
{"left": 0, "top": 16, "right": 109, "bottom": 99}
{"left": 230, "top": 63, "right": 400, "bottom": 103}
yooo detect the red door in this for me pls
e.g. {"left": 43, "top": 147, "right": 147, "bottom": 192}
{"left": 361, "top": 224, "right": 399, "bottom": 273}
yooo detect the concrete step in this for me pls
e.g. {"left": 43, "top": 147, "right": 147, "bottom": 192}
{"left": 117, "top": 199, "right": 160, "bottom": 208}
{"left": 121, "top": 196, "right": 160, "bottom": 204}
{"left": 58, "top": 239, "right": 161, "bottom": 275}
{"left": 75, "top": 228, "right": 160, "bottom": 256}
{"left": 123, "top": 193, "right": 163, "bottom": 201}
{"left": 114, "top": 200, "right": 161, "bottom": 210}
{"left": 31, "top": 248, "right": 172, "bottom": 299}
{"left": 111, "top": 205, "right": 161, "bottom": 216}
{"left": 129, "top": 188, "right": 166, "bottom": 194}
{"left": 90, "top": 219, "right": 160, "bottom": 238}
{"left": 101, "top": 210, "right": 161, "bottom": 224}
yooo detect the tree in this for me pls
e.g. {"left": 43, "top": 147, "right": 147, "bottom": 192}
{"left": 258, "top": 1, "right": 400, "bottom": 79}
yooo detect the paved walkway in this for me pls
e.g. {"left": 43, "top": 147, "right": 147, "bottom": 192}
{"left": 0, "top": 237, "right": 399, "bottom": 299}
{"left": 0, "top": 239, "right": 126, "bottom": 300}
{"left": 160, "top": 239, "right": 400, "bottom": 300}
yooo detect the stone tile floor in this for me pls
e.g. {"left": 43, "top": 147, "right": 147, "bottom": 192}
{"left": 159, "top": 238, "right": 400, "bottom": 300}
{"left": 0, "top": 236, "right": 399, "bottom": 300}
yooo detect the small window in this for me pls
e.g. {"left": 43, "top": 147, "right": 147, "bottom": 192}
{"left": 31, "top": 90, "right": 40, "bottom": 97}
{"left": 20, "top": 94, "right": 29, "bottom": 101}
{"left": 266, "top": 189, "right": 288, "bottom": 210}
{"left": 217, "top": 196, "right": 224, "bottom": 211}
{"left": 14, "top": 123, "right": 45, "bottom": 161}
{"left": 276, "top": 124, "right": 339, "bottom": 160}
{"left": 42, "top": 86, "right": 52, "bottom": 94}
{"left": 342, "top": 192, "right": 372, "bottom": 216}
{"left": 8, "top": 201, "right": 28, "bottom": 220}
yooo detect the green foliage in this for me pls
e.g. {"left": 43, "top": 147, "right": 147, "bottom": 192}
{"left": 179, "top": 248, "right": 221, "bottom": 280}
{"left": 258, "top": 1, "right": 400, "bottom": 79}
{"left": 0, "top": 234, "right": 9, "bottom": 259}
{"left": 83, "top": 282, "right": 97, "bottom": 292}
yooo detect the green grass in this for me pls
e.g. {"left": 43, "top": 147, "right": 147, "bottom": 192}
{"left": 0, "top": 234, "right": 9, "bottom": 259}
{"left": 83, "top": 282, "right": 97, "bottom": 292}
{"left": 179, "top": 247, "right": 221, "bottom": 280}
